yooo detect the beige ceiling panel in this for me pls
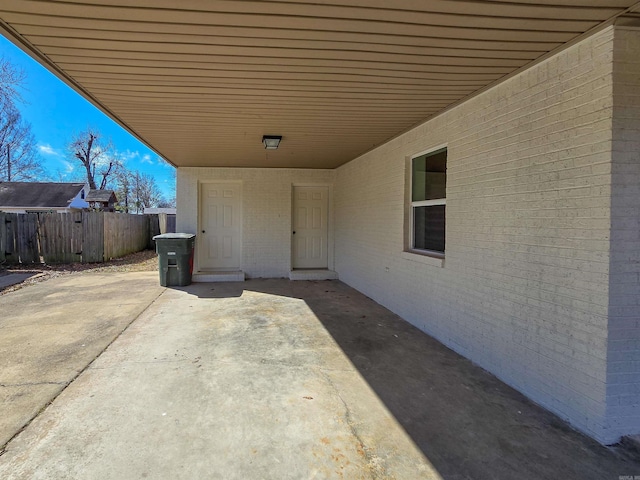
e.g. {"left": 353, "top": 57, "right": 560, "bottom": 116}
{"left": 67, "top": 0, "right": 627, "bottom": 20}
{"left": 5, "top": 14, "right": 562, "bottom": 52}
{"left": 25, "top": 37, "right": 529, "bottom": 68}
{"left": 54, "top": 61, "right": 503, "bottom": 82}
{"left": 68, "top": 70, "right": 488, "bottom": 88}
{"left": 2, "top": 0, "right": 599, "bottom": 32}
{"left": 263, "top": 0, "right": 632, "bottom": 16}
{"left": 81, "top": 81, "right": 478, "bottom": 98}
{"left": 1, "top": 2, "right": 586, "bottom": 42}
{"left": 36, "top": 46, "right": 517, "bottom": 75}
{"left": 18, "top": 27, "right": 545, "bottom": 60}
{"left": 0, "top": 1, "right": 637, "bottom": 168}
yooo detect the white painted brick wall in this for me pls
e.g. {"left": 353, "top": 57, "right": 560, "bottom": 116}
{"left": 606, "top": 27, "right": 640, "bottom": 442}
{"left": 334, "top": 27, "right": 620, "bottom": 443}
{"left": 177, "top": 168, "right": 335, "bottom": 278}
{"left": 174, "top": 26, "right": 639, "bottom": 444}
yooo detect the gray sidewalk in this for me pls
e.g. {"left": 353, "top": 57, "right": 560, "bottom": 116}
{"left": 0, "top": 272, "right": 39, "bottom": 291}
{"left": 1, "top": 278, "right": 638, "bottom": 479}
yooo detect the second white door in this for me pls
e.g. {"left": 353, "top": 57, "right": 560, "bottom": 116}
{"left": 292, "top": 186, "right": 328, "bottom": 269}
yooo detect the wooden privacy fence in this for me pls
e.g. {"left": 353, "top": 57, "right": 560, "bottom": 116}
{"left": 0, "top": 211, "right": 154, "bottom": 265}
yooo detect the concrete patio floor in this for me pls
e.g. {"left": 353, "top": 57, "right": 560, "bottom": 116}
{"left": 1, "top": 275, "right": 639, "bottom": 479}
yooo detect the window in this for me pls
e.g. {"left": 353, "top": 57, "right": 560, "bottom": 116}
{"left": 410, "top": 148, "right": 446, "bottom": 254}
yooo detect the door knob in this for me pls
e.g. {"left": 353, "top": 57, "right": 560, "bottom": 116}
{"left": 292, "top": 231, "right": 296, "bottom": 235}
{"left": 201, "top": 230, "right": 206, "bottom": 233}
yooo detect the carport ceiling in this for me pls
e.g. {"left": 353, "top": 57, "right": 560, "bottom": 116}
{"left": 1, "top": 1, "right": 639, "bottom": 169}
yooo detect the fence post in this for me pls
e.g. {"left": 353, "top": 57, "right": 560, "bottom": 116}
{"left": 3, "top": 213, "right": 18, "bottom": 264}
{"left": 0, "top": 212, "right": 5, "bottom": 264}
{"left": 83, "top": 211, "right": 104, "bottom": 263}
{"left": 147, "top": 214, "right": 159, "bottom": 249}
{"left": 15, "top": 213, "right": 41, "bottom": 264}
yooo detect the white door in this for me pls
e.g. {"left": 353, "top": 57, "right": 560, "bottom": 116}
{"left": 199, "top": 183, "right": 241, "bottom": 271}
{"left": 292, "top": 186, "right": 328, "bottom": 269}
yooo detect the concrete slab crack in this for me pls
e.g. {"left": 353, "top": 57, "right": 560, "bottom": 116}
{"left": 0, "top": 381, "right": 67, "bottom": 388}
{"left": 316, "top": 368, "right": 390, "bottom": 480}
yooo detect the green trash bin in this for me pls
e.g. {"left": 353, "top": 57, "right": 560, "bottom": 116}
{"left": 153, "top": 233, "right": 196, "bottom": 287}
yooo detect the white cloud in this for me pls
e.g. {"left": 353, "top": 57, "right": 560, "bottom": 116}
{"left": 117, "top": 149, "right": 141, "bottom": 162}
{"left": 157, "top": 156, "right": 173, "bottom": 168}
{"left": 62, "top": 160, "right": 75, "bottom": 173}
{"left": 38, "top": 144, "right": 62, "bottom": 157}
{"left": 115, "top": 150, "right": 172, "bottom": 168}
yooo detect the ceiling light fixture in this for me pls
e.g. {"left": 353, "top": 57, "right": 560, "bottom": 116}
{"left": 262, "top": 135, "right": 282, "bottom": 150}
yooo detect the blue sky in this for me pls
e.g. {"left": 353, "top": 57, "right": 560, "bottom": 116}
{"left": 0, "top": 34, "right": 175, "bottom": 199}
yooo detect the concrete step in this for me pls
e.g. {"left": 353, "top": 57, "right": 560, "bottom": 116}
{"left": 192, "top": 271, "right": 245, "bottom": 282}
{"left": 289, "top": 269, "right": 338, "bottom": 281}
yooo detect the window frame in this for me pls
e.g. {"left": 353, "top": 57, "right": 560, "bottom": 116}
{"left": 408, "top": 146, "right": 447, "bottom": 258}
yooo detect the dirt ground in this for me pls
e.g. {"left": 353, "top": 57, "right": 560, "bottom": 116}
{"left": 0, "top": 250, "right": 159, "bottom": 295}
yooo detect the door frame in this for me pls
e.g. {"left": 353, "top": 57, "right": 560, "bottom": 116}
{"left": 197, "top": 180, "right": 243, "bottom": 272}
{"left": 291, "top": 183, "right": 334, "bottom": 271}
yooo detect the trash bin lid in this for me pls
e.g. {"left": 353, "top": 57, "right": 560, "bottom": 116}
{"left": 153, "top": 233, "right": 196, "bottom": 240}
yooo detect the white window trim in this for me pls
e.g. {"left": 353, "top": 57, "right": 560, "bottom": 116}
{"left": 412, "top": 199, "right": 446, "bottom": 208}
{"left": 408, "top": 147, "right": 446, "bottom": 257}
{"left": 401, "top": 250, "right": 445, "bottom": 267}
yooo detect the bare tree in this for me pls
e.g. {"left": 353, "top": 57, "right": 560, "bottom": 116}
{"left": 114, "top": 168, "right": 161, "bottom": 213}
{"left": 114, "top": 167, "right": 133, "bottom": 213}
{"left": 0, "top": 103, "right": 44, "bottom": 181}
{"left": 0, "top": 59, "right": 43, "bottom": 181}
{"left": 157, "top": 197, "right": 176, "bottom": 208}
{"left": 0, "top": 57, "right": 26, "bottom": 106}
{"left": 132, "top": 171, "right": 161, "bottom": 213}
{"left": 68, "top": 129, "right": 118, "bottom": 189}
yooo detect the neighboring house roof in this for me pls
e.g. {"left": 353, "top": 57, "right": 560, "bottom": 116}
{"left": 144, "top": 208, "right": 176, "bottom": 215}
{"left": 86, "top": 189, "right": 117, "bottom": 203}
{"left": 0, "top": 182, "right": 87, "bottom": 209}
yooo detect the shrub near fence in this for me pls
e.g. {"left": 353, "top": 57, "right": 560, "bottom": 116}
{"left": 0, "top": 211, "right": 154, "bottom": 265}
